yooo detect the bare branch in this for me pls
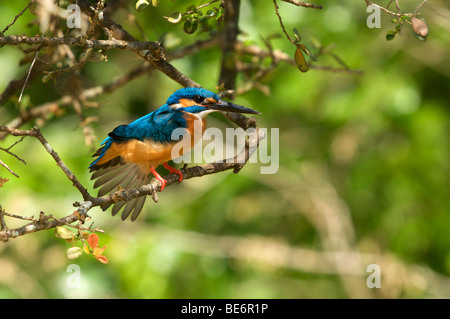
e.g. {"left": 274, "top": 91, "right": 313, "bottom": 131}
{"left": 18, "top": 36, "right": 41, "bottom": 102}
{"left": 163, "top": 0, "right": 222, "bottom": 21}
{"left": 1, "top": 0, "right": 36, "bottom": 34}
{"left": 0, "top": 35, "right": 161, "bottom": 52}
{"left": 0, "top": 159, "right": 19, "bottom": 177}
{"left": 0, "top": 126, "right": 92, "bottom": 201}
{"left": 281, "top": 0, "right": 322, "bottom": 9}
{"left": 364, "top": 0, "right": 425, "bottom": 18}
{"left": 273, "top": 0, "right": 296, "bottom": 45}
{"left": 0, "top": 210, "right": 102, "bottom": 242}
{"left": 218, "top": 0, "right": 240, "bottom": 93}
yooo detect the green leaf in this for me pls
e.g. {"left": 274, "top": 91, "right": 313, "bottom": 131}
{"left": 386, "top": 31, "right": 396, "bottom": 41}
{"left": 183, "top": 19, "right": 198, "bottom": 34}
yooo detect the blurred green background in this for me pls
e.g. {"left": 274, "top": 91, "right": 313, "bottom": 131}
{"left": 0, "top": 0, "right": 449, "bottom": 298}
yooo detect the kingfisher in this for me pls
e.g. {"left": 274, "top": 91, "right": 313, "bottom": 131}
{"left": 89, "top": 87, "right": 260, "bottom": 221}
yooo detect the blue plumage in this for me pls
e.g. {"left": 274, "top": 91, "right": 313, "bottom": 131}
{"left": 166, "top": 87, "right": 220, "bottom": 105}
{"left": 108, "top": 105, "right": 187, "bottom": 143}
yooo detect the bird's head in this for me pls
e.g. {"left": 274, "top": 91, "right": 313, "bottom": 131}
{"left": 166, "top": 87, "right": 260, "bottom": 118}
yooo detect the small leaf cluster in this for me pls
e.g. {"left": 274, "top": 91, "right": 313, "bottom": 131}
{"left": 386, "top": 15, "right": 429, "bottom": 41}
{"left": 138, "top": 3, "right": 224, "bottom": 35}
{"left": 179, "top": 5, "right": 224, "bottom": 35}
{"left": 55, "top": 226, "right": 108, "bottom": 264}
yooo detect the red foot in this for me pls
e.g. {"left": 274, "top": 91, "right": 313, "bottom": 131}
{"left": 150, "top": 167, "right": 168, "bottom": 191}
{"left": 163, "top": 163, "right": 183, "bottom": 182}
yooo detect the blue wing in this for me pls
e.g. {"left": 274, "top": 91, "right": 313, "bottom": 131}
{"left": 89, "top": 105, "right": 187, "bottom": 169}
{"left": 108, "top": 105, "right": 186, "bottom": 142}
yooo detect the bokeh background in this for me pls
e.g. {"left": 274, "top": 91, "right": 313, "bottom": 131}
{"left": 0, "top": 0, "right": 449, "bottom": 298}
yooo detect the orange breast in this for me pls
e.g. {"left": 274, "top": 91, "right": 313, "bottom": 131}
{"left": 96, "top": 139, "right": 175, "bottom": 169}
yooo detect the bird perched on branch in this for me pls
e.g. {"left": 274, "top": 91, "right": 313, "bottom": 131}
{"left": 89, "top": 87, "right": 260, "bottom": 221}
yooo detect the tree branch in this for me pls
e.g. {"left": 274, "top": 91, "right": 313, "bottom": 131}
{"left": 364, "top": 0, "right": 425, "bottom": 18}
{"left": 218, "top": 0, "right": 241, "bottom": 94}
{"left": 0, "top": 35, "right": 161, "bottom": 52}
{"left": 280, "top": 0, "right": 322, "bottom": 9}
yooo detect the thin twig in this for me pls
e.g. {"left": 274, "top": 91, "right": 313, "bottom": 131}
{"left": 273, "top": 0, "right": 296, "bottom": 44}
{"left": 364, "top": 0, "right": 423, "bottom": 18}
{"left": 414, "top": 0, "right": 428, "bottom": 14}
{"left": 163, "top": 0, "right": 221, "bottom": 20}
{"left": 18, "top": 35, "right": 42, "bottom": 102}
{"left": 3, "top": 211, "right": 36, "bottom": 221}
{"left": 280, "top": 0, "right": 322, "bottom": 9}
{"left": 0, "top": 126, "right": 92, "bottom": 201}
{"left": 0, "top": 158, "right": 19, "bottom": 177}
{"left": 0, "top": 136, "right": 27, "bottom": 164}
{"left": 1, "top": 0, "right": 36, "bottom": 34}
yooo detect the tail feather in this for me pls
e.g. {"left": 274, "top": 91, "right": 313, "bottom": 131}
{"left": 93, "top": 164, "right": 132, "bottom": 188}
{"left": 97, "top": 164, "right": 136, "bottom": 196}
{"left": 91, "top": 161, "right": 151, "bottom": 221}
{"left": 130, "top": 196, "right": 146, "bottom": 221}
{"left": 111, "top": 201, "right": 126, "bottom": 216}
{"left": 91, "top": 165, "right": 119, "bottom": 180}
{"left": 120, "top": 174, "right": 148, "bottom": 221}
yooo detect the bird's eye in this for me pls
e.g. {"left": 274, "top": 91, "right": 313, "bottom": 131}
{"left": 193, "top": 95, "right": 204, "bottom": 104}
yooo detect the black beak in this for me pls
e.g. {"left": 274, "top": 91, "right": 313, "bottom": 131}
{"left": 209, "top": 99, "right": 261, "bottom": 114}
